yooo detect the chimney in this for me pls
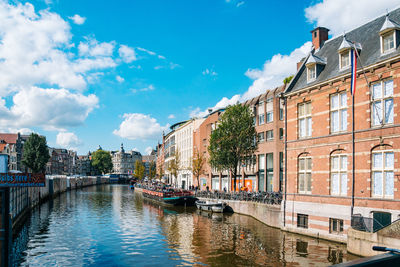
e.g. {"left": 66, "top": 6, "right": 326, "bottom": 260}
{"left": 311, "top": 27, "right": 329, "bottom": 50}
{"left": 297, "top": 57, "right": 305, "bottom": 71}
{"left": 208, "top": 108, "right": 213, "bottom": 114}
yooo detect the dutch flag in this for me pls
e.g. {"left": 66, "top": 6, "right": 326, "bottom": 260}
{"left": 350, "top": 49, "right": 357, "bottom": 95}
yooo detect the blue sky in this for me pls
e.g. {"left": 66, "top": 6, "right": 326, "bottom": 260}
{"left": 0, "top": 0, "right": 398, "bottom": 155}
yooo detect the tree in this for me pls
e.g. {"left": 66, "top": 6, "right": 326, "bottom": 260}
{"left": 149, "top": 161, "right": 156, "bottom": 180}
{"left": 22, "top": 133, "right": 50, "bottom": 173}
{"left": 192, "top": 149, "right": 205, "bottom": 188}
{"left": 283, "top": 75, "right": 293, "bottom": 85}
{"left": 208, "top": 103, "right": 257, "bottom": 191}
{"left": 134, "top": 160, "right": 145, "bottom": 180}
{"left": 167, "top": 149, "right": 181, "bottom": 187}
{"left": 91, "top": 149, "right": 113, "bottom": 174}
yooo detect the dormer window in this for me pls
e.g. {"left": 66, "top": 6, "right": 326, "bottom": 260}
{"left": 382, "top": 31, "right": 395, "bottom": 53}
{"left": 307, "top": 65, "right": 316, "bottom": 82}
{"left": 305, "top": 53, "right": 326, "bottom": 83}
{"left": 339, "top": 50, "right": 350, "bottom": 70}
{"left": 379, "top": 14, "right": 400, "bottom": 54}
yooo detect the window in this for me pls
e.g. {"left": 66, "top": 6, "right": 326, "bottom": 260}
{"left": 307, "top": 65, "right": 316, "bottom": 82}
{"left": 382, "top": 31, "right": 395, "bottom": 53}
{"left": 329, "top": 218, "right": 344, "bottom": 234}
{"left": 298, "top": 102, "right": 312, "bottom": 138}
{"left": 258, "top": 154, "right": 265, "bottom": 192}
{"left": 331, "top": 92, "right": 347, "bottom": 133}
{"left": 298, "top": 157, "right": 312, "bottom": 194}
{"left": 279, "top": 128, "right": 284, "bottom": 140}
{"left": 297, "top": 214, "right": 308, "bottom": 229}
{"left": 266, "top": 153, "right": 273, "bottom": 192}
{"left": 279, "top": 99, "right": 284, "bottom": 120}
{"left": 258, "top": 101, "right": 265, "bottom": 125}
{"left": 266, "top": 98, "right": 273, "bottom": 123}
{"left": 371, "top": 80, "right": 394, "bottom": 126}
{"left": 258, "top": 132, "right": 265, "bottom": 143}
{"left": 331, "top": 155, "right": 347, "bottom": 196}
{"left": 372, "top": 150, "right": 394, "bottom": 198}
{"left": 339, "top": 50, "right": 350, "bottom": 70}
{"left": 266, "top": 130, "right": 273, "bottom": 141}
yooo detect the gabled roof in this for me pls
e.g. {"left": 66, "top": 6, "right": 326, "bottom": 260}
{"left": 305, "top": 54, "right": 326, "bottom": 65}
{"left": 286, "top": 8, "right": 400, "bottom": 94}
{"left": 0, "top": 133, "right": 19, "bottom": 144}
{"left": 380, "top": 14, "right": 400, "bottom": 34}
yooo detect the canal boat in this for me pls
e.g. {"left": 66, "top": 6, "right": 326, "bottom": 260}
{"left": 142, "top": 188, "right": 197, "bottom": 206}
{"left": 195, "top": 200, "right": 227, "bottom": 213}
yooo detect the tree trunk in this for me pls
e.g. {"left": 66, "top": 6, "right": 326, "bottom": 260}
{"left": 233, "top": 168, "right": 237, "bottom": 192}
{"left": 197, "top": 175, "right": 200, "bottom": 189}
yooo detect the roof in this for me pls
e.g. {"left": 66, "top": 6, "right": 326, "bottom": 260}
{"left": 286, "top": 8, "right": 400, "bottom": 94}
{"left": 305, "top": 54, "right": 326, "bottom": 65}
{"left": 0, "top": 133, "right": 19, "bottom": 144}
{"left": 380, "top": 14, "right": 400, "bottom": 33}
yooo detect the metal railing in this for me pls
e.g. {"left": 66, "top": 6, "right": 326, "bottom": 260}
{"left": 195, "top": 191, "right": 283, "bottom": 205}
{"left": 351, "top": 214, "right": 399, "bottom": 233}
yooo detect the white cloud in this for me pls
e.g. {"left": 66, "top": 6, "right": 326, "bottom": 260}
{"left": 78, "top": 38, "right": 115, "bottom": 57}
{"left": 116, "top": 75, "right": 124, "bottom": 83}
{"left": 118, "top": 45, "right": 136, "bottom": 63}
{"left": 168, "top": 114, "right": 175, "bottom": 119}
{"left": 158, "top": 55, "right": 166, "bottom": 59}
{"left": 113, "top": 113, "right": 169, "bottom": 140}
{"left": 69, "top": 14, "right": 86, "bottom": 25}
{"left": 202, "top": 68, "right": 218, "bottom": 76}
{"left": 236, "top": 1, "right": 245, "bottom": 7}
{"left": 136, "top": 47, "right": 156, "bottom": 56}
{"left": 243, "top": 42, "right": 312, "bottom": 100}
{"left": 305, "top": 0, "right": 400, "bottom": 36}
{"left": 190, "top": 94, "right": 240, "bottom": 118}
{"left": 0, "top": 87, "right": 99, "bottom": 130}
{"left": 131, "top": 84, "right": 155, "bottom": 93}
{"left": 56, "top": 131, "right": 83, "bottom": 150}
{"left": 145, "top": 146, "right": 153, "bottom": 155}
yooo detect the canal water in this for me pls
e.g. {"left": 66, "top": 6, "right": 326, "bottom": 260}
{"left": 11, "top": 185, "right": 357, "bottom": 266}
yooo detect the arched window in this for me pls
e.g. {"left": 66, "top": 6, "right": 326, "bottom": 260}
{"left": 371, "top": 145, "right": 394, "bottom": 198}
{"left": 330, "top": 150, "right": 347, "bottom": 196}
{"left": 298, "top": 153, "right": 312, "bottom": 194}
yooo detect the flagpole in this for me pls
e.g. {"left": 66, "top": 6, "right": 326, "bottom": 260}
{"left": 351, "top": 48, "right": 356, "bottom": 217}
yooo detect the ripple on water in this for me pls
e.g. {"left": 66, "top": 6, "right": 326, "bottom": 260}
{"left": 12, "top": 185, "right": 357, "bottom": 266}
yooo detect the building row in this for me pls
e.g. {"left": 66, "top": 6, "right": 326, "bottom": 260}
{"left": 155, "top": 9, "right": 400, "bottom": 242}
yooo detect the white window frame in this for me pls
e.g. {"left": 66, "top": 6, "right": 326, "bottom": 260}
{"left": 298, "top": 102, "right": 312, "bottom": 139}
{"left": 371, "top": 80, "right": 394, "bottom": 127}
{"left": 372, "top": 150, "right": 394, "bottom": 199}
{"left": 330, "top": 154, "right": 347, "bottom": 196}
{"left": 307, "top": 64, "right": 316, "bottom": 83}
{"left": 258, "top": 132, "right": 265, "bottom": 143}
{"left": 266, "top": 98, "right": 273, "bottom": 123}
{"left": 339, "top": 50, "right": 350, "bottom": 70}
{"left": 330, "top": 92, "right": 348, "bottom": 133}
{"left": 258, "top": 101, "right": 265, "bottom": 125}
{"left": 266, "top": 130, "right": 273, "bottom": 141}
{"left": 381, "top": 31, "right": 396, "bottom": 54}
{"left": 298, "top": 157, "right": 312, "bottom": 194}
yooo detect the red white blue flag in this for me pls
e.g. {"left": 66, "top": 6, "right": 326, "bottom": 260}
{"left": 350, "top": 49, "right": 357, "bottom": 95}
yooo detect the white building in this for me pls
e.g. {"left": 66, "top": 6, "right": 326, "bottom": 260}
{"left": 175, "top": 118, "right": 204, "bottom": 189}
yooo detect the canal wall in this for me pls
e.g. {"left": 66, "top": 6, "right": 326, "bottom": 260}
{"left": 10, "top": 175, "right": 109, "bottom": 232}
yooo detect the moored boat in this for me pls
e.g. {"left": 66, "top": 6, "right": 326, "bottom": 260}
{"left": 142, "top": 188, "right": 197, "bottom": 206}
{"left": 195, "top": 200, "right": 227, "bottom": 213}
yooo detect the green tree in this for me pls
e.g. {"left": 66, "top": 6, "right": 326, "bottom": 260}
{"left": 167, "top": 149, "right": 181, "bottom": 187}
{"left": 283, "top": 75, "right": 293, "bottom": 85}
{"left": 134, "top": 160, "right": 145, "bottom": 180}
{"left": 208, "top": 104, "right": 257, "bottom": 191}
{"left": 149, "top": 161, "right": 156, "bottom": 180}
{"left": 91, "top": 149, "right": 113, "bottom": 174}
{"left": 22, "top": 133, "right": 50, "bottom": 173}
{"left": 191, "top": 149, "right": 205, "bottom": 188}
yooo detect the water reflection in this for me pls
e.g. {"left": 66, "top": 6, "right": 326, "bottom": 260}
{"left": 12, "top": 185, "right": 357, "bottom": 266}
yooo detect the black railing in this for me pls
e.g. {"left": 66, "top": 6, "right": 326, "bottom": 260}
{"left": 351, "top": 214, "right": 398, "bottom": 233}
{"left": 195, "top": 191, "right": 282, "bottom": 205}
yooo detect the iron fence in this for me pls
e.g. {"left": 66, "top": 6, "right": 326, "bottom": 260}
{"left": 195, "top": 191, "right": 282, "bottom": 205}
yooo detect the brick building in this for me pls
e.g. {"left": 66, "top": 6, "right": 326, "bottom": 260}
{"left": 0, "top": 133, "right": 23, "bottom": 172}
{"left": 243, "top": 86, "right": 285, "bottom": 192}
{"left": 283, "top": 10, "right": 400, "bottom": 242}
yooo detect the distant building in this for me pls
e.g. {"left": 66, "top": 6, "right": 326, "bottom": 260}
{"left": 111, "top": 143, "right": 142, "bottom": 175}
{"left": 46, "top": 148, "right": 77, "bottom": 175}
{"left": 0, "top": 133, "right": 23, "bottom": 171}
{"left": 142, "top": 150, "right": 156, "bottom": 177}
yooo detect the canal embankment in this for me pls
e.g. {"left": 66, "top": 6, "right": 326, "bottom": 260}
{"left": 9, "top": 175, "right": 109, "bottom": 233}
